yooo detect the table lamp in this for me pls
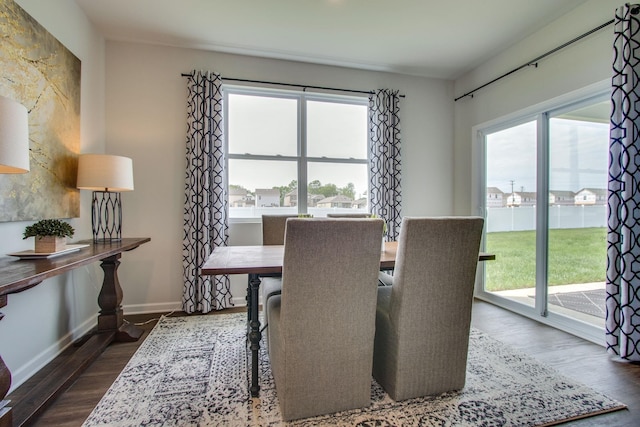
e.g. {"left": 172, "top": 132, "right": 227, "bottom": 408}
{"left": 77, "top": 154, "right": 134, "bottom": 242}
{"left": 0, "top": 96, "right": 30, "bottom": 173}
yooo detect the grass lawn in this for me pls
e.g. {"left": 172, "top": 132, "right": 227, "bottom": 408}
{"left": 485, "top": 227, "right": 607, "bottom": 291}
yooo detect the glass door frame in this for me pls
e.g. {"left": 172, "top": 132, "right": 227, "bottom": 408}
{"left": 472, "top": 81, "right": 609, "bottom": 346}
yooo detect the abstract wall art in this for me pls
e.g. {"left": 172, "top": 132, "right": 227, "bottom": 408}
{"left": 0, "top": 0, "right": 81, "bottom": 221}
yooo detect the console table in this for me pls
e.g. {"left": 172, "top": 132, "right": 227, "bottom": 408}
{"left": 0, "top": 237, "right": 150, "bottom": 427}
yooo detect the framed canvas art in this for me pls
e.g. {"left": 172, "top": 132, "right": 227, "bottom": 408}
{"left": 0, "top": 0, "right": 81, "bottom": 221}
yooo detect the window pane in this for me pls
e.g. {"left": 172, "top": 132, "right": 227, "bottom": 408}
{"left": 485, "top": 121, "right": 537, "bottom": 307}
{"left": 547, "top": 101, "right": 608, "bottom": 323}
{"left": 228, "top": 159, "right": 297, "bottom": 218}
{"left": 307, "top": 162, "right": 368, "bottom": 216}
{"left": 307, "top": 100, "right": 368, "bottom": 159}
{"left": 227, "top": 94, "right": 297, "bottom": 156}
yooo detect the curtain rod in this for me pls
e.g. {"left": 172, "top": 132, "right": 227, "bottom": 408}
{"left": 454, "top": 19, "right": 615, "bottom": 102}
{"left": 181, "top": 73, "right": 406, "bottom": 98}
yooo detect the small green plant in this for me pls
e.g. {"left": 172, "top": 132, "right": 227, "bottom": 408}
{"left": 370, "top": 214, "right": 388, "bottom": 234}
{"left": 23, "top": 219, "right": 75, "bottom": 239}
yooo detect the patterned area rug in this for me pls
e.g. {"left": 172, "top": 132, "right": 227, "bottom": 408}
{"left": 83, "top": 313, "right": 625, "bottom": 426}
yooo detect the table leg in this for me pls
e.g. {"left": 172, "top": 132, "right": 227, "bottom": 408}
{"left": 246, "top": 278, "right": 251, "bottom": 329}
{"left": 97, "top": 254, "right": 143, "bottom": 342}
{"left": 0, "top": 295, "right": 12, "bottom": 427}
{"left": 248, "top": 273, "right": 261, "bottom": 397}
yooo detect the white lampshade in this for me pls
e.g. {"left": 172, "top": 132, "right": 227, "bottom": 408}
{"left": 77, "top": 154, "right": 134, "bottom": 191}
{"left": 0, "top": 96, "right": 30, "bottom": 173}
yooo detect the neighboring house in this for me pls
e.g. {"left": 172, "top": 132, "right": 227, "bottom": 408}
{"left": 316, "top": 195, "right": 354, "bottom": 208}
{"left": 255, "top": 188, "right": 280, "bottom": 207}
{"left": 574, "top": 188, "right": 607, "bottom": 205}
{"left": 507, "top": 192, "right": 537, "bottom": 207}
{"left": 284, "top": 190, "right": 296, "bottom": 207}
{"left": 283, "top": 189, "right": 324, "bottom": 207}
{"left": 549, "top": 190, "right": 576, "bottom": 206}
{"left": 229, "top": 188, "right": 250, "bottom": 207}
{"left": 352, "top": 198, "right": 367, "bottom": 209}
{"left": 308, "top": 194, "right": 325, "bottom": 207}
{"left": 486, "top": 187, "right": 505, "bottom": 208}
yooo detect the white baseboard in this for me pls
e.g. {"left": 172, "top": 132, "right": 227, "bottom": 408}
{"left": 123, "top": 302, "right": 183, "bottom": 315}
{"left": 123, "top": 297, "right": 248, "bottom": 316}
{"left": 8, "top": 315, "right": 96, "bottom": 394}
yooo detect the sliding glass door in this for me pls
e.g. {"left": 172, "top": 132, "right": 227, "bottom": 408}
{"left": 479, "top": 93, "right": 609, "bottom": 340}
{"left": 484, "top": 120, "right": 538, "bottom": 309}
{"left": 546, "top": 101, "right": 609, "bottom": 324}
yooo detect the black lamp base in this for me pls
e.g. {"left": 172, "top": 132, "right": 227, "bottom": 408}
{"left": 91, "top": 191, "right": 123, "bottom": 243}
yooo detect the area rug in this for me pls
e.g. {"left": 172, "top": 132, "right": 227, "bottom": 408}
{"left": 82, "top": 313, "right": 625, "bottom": 426}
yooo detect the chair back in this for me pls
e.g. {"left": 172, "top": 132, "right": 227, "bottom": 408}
{"left": 326, "top": 213, "right": 371, "bottom": 218}
{"left": 261, "top": 214, "right": 297, "bottom": 245}
{"left": 375, "top": 216, "right": 484, "bottom": 400}
{"left": 271, "top": 218, "right": 383, "bottom": 420}
{"left": 390, "top": 216, "right": 483, "bottom": 337}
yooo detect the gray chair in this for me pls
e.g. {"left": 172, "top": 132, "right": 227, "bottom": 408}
{"left": 266, "top": 218, "right": 384, "bottom": 421}
{"left": 372, "top": 216, "right": 484, "bottom": 401}
{"left": 262, "top": 214, "right": 297, "bottom": 245}
{"left": 260, "top": 215, "right": 297, "bottom": 314}
{"left": 326, "top": 213, "right": 371, "bottom": 218}
{"left": 328, "top": 213, "right": 393, "bottom": 287}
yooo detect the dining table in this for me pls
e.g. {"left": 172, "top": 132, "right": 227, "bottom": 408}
{"left": 201, "top": 241, "right": 495, "bottom": 397}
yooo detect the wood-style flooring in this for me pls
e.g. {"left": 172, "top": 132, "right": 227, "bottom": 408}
{"left": 8, "top": 301, "right": 640, "bottom": 426}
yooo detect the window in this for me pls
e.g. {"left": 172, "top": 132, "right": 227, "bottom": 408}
{"left": 224, "top": 86, "right": 369, "bottom": 219}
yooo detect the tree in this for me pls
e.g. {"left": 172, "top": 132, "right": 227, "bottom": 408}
{"left": 339, "top": 183, "right": 356, "bottom": 200}
{"left": 229, "top": 184, "right": 252, "bottom": 196}
{"left": 317, "top": 183, "right": 338, "bottom": 198}
{"left": 274, "top": 180, "right": 297, "bottom": 205}
{"left": 308, "top": 180, "right": 322, "bottom": 193}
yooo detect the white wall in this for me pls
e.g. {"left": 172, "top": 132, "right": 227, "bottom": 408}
{"left": 453, "top": 0, "right": 618, "bottom": 215}
{"left": 104, "top": 41, "right": 454, "bottom": 309}
{"left": 0, "top": 0, "right": 104, "bottom": 392}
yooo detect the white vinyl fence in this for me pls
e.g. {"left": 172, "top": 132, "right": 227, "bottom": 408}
{"left": 486, "top": 205, "right": 606, "bottom": 233}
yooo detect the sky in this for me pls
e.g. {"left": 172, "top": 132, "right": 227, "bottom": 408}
{"left": 486, "top": 118, "right": 609, "bottom": 195}
{"left": 227, "top": 93, "right": 610, "bottom": 200}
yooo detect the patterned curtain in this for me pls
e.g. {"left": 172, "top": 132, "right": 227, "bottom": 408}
{"left": 606, "top": 4, "right": 640, "bottom": 361}
{"left": 183, "top": 70, "right": 232, "bottom": 313}
{"left": 369, "top": 89, "right": 402, "bottom": 241}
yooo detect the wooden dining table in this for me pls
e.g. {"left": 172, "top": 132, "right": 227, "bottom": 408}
{"left": 201, "top": 241, "right": 495, "bottom": 397}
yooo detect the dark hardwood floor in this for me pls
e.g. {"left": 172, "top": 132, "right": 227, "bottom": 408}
{"left": 8, "top": 301, "right": 639, "bottom": 426}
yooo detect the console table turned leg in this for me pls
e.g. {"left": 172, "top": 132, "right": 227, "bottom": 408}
{"left": 97, "top": 254, "right": 143, "bottom": 342}
{"left": 0, "top": 296, "right": 12, "bottom": 427}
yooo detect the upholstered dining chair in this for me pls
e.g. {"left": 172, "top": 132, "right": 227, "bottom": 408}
{"left": 326, "top": 213, "right": 371, "bottom": 218}
{"left": 262, "top": 214, "right": 297, "bottom": 245}
{"left": 372, "top": 216, "right": 484, "bottom": 402}
{"left": 260, "top": 214, "right": 297, "bottom": 319}
{"left": 266, "top": 218, "right": 384, "bottom": 421}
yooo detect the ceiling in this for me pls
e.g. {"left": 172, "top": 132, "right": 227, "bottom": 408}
{"left": 73, "top": 0, "right": 588, "bottom": 79}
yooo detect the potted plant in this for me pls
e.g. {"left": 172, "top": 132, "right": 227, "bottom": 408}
{"left": 370, "top": 214, "right": 388, "bottom": 251}
{"left": 23, "top": 219, "right": 75, "bottom": 253}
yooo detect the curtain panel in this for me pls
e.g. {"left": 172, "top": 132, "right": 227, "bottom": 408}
{"left": 606, "top": 4, "right": 640, "bottom": 361}
{"left": 369, "top": 89, "right": 402, "bottom": 241}
{"left": 183, "top": 70, "right": 232, "bottom": 313}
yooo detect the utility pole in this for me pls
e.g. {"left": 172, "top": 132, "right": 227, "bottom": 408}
{"left": 509, "top": 180, "right": 515, "bottom": 206}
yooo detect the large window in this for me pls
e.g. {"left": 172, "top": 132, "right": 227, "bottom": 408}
{"left": 478, "top": 91, "right": 610, "bottom": 344}
{"left": 224, "top": 87, "right": 369, "bottom": 218}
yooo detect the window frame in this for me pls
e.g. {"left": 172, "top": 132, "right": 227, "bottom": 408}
{"left": 223, "top": 85, "right": 370, "bottom": 221}
{"left": 472, "top": 79, "right": 611, "bottom": 345}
